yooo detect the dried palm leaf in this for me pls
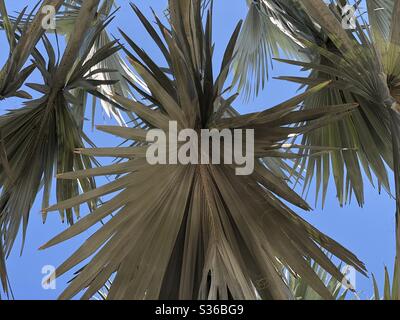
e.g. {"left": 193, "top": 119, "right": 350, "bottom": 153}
{"left": 41, "top": 1, "right": 366, "bottom": 300}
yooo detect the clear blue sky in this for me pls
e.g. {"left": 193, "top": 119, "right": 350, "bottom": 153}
{"left": 0, "top": 0, "right": 396, "bottom": 299}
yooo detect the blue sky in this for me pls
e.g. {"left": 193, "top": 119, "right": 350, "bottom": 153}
{"left": 0, "top": 0, "right": 396, "bottom": 299}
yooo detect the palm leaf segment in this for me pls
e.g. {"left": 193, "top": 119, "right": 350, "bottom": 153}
{"left": 1, "top": 0, "right": 149, "bottom": 126}
{"left": 60, "top": 0, "right": 149, "bottom": 126}
{"left": 268, "top": 0, "right": 400, "bottom": 298}
{"left": 285, "top": 255, "right": 351, "bottom": 300}
{"left": 232, "top": 0, "right": 318, "bottom": 99}
{"left": 236, "top": 0, "right": 399, "bottom": 208}
{"left": 273, "top": 0, "right": 394, "bottom": 206}
{"left": 38, "top": 0, "right": 146, "bottom": 126}
{"left": 0, "top": 1, "right": 65, "bottom": 100}
{"left": 0, "top": 0, "right": 120, "bottom": 295}
{"left": 231, "top": 0, "right": 387, "bottom": 205}
{"left": 41, "top": 0, "right": 366, "bottom": 300}
{"left": 93, "top": 256, "right": 351, "bottom": 300}
{"left": 372, "top": 261, "right": 399, "bottom": 300}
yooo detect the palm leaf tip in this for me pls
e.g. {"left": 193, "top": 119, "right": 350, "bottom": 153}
{"left": 232, "top": 0, "right": 309, "bottom": 100}
{"left": 286, "top": 255, "right": 355, "bottom": 300}
{"left": 0, "top": 238, "right": 8, "bottom": 295}
{"left": 0, "top": 0, "right": 127, "bottom": 291}
{"left": 40, "top": 0, "right": 366, "bottom": 300}
{"left": 371, "top": 260, "right": 399, "bottom": 300}
{"left": 0, "top": 0, "right": 65, "bottom": 99}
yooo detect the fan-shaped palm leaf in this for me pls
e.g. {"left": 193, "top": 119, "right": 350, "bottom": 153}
{"left": 40, "top": 1, "right": 366, "bottom": 300}
{"left": 232, "top": 0, "right": 323, "bottom": 99}
{"left": 272, "top": 0, "right": 400, "bottom": 298}
{"left": 0, "top": 0, "right": 124, "bottom": 294}
{"left": 367, "top": 0, "right": 395, "bottom": 42}
{"left": 1, "top": 0, "right": 148, "bottom": 126}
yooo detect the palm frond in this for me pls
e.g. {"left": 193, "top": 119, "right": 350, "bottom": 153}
{"left": 0, "top": 0, "right": 65, "bottom": 100}
{"left": 40, "top": 0, "right": 366, "bottom": 300}
{"left": 94, "top": 255, "right": 353, "bottom": 300}
{"left": 86, "top": 27, "right": 148, "bottom": 127}
{"left": 232, "top": 0, "right": 322, "bottom": 99}
{"left": 273, "top": 0, "right": 400, "bottom": 206}
{"left": 59, "top": 0, "right": 149, "bottom": 126}
{"left": 0, "top": 0, "right": 148, "bottom": 126}
{"left": 56, "top": 1, "right": 141, "bottom": 126}
{"left": 275, "top": 0, "right": 400, "bottom": 296}
{"left": 285, "top": 256, "right": 351, "bottom": 300}
{"left": 367, "top": 0, "right": 395, "bottom": 42}
{"left": 0, "top": 0, "right": 123, "bottom": 294}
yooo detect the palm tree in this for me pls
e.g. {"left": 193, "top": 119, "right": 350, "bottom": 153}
{"left": 234, "top": 0, "right": 400, "bottom": 298}
{"left": 0, "top": 0, "right": 126, "bottom": 296}
{"left": 6, "top": 0, "right": 400, "bottom": 300}
{"left": 37, "top": 0, "right": 368, "bottom": 300}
